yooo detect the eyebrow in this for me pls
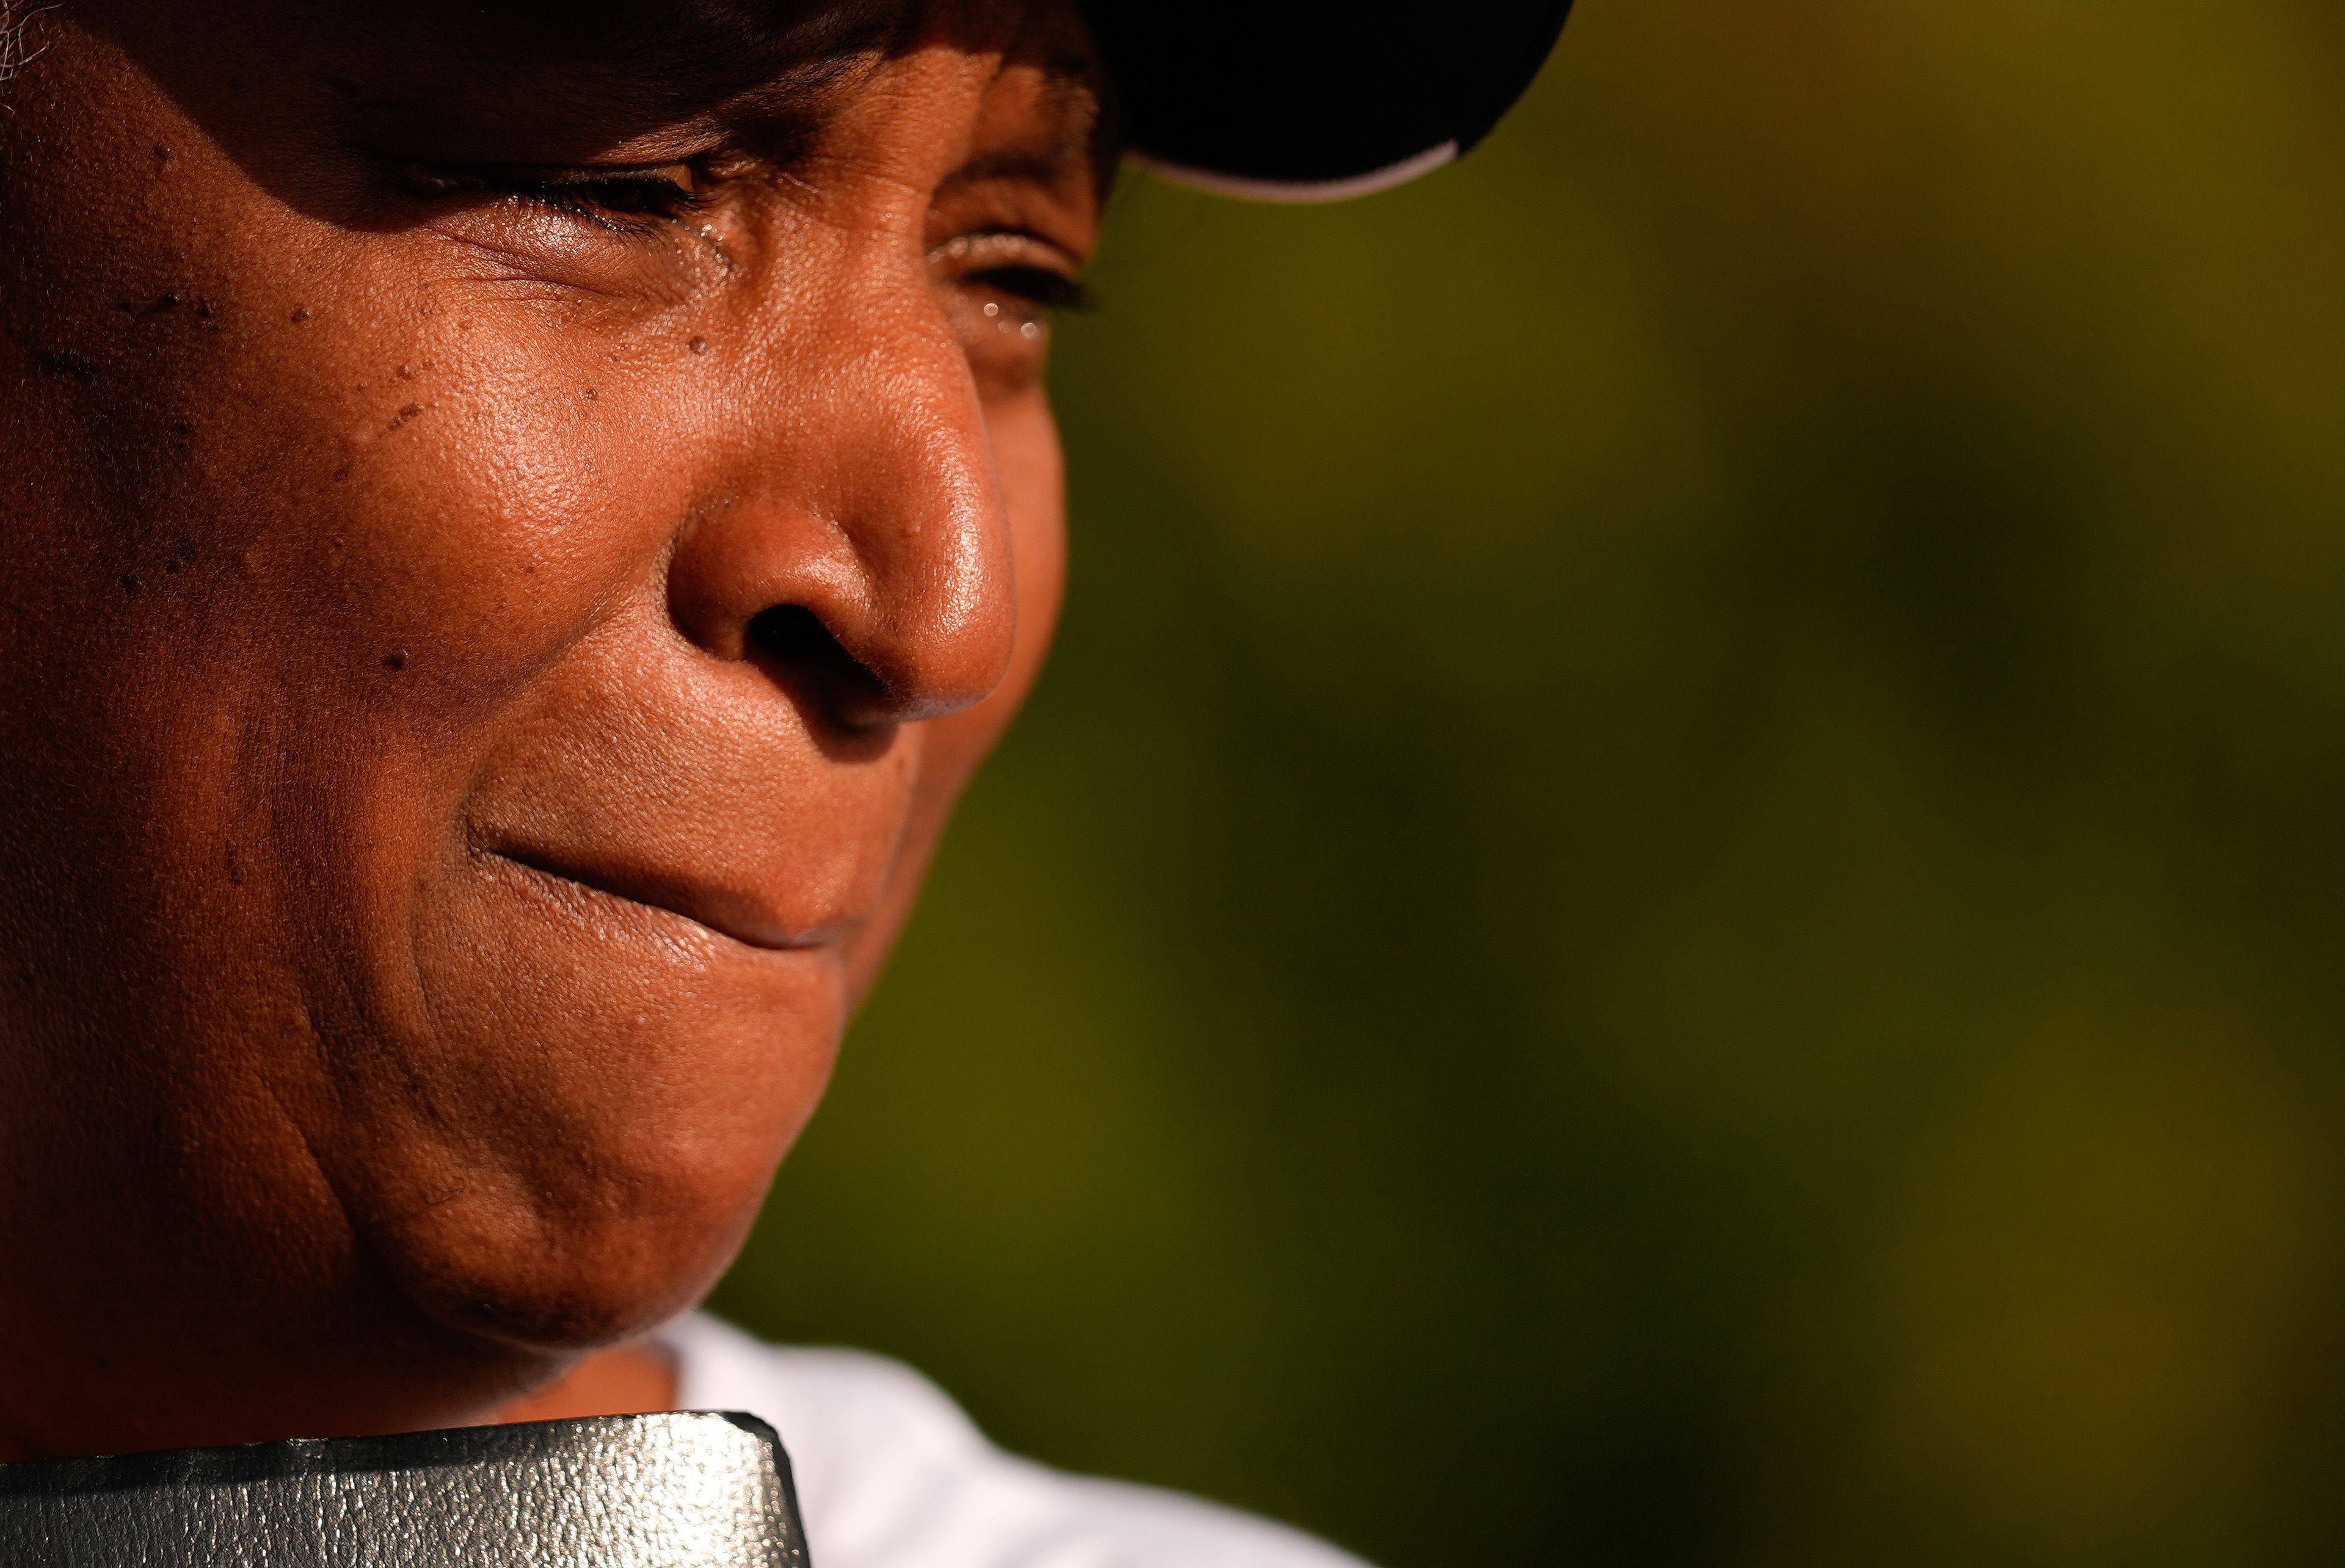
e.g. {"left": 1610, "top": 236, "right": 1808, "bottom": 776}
{"left": 427, "top": 1, "right": 1105, "bottom": 152}
{"left": 382, "top": 0, "right": 909, "bottom": 139}
{"left": 566, "top": 1, "right": 911, "bottom": 111}
{"left": 940, "top": 84, "right": 1107, "bottom": 200}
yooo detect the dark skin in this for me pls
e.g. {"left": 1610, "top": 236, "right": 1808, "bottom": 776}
{"left": 0, "top": 0, "right": 1107, "bottom": 1461}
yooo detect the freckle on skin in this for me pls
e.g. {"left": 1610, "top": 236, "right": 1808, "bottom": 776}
{"left": 399, "top": 404, "right": 423, "bottom": 419}
{"left": 384, "top": 651, "right": 407, "bottom": 671}
{"left": 689, "top": 337, "right": 708, "bottom": 355}
{"left": 291, "top": 307, "right": 310, "bottom": 323}
{"left": 332, "top": 465, "right": 351, "bottom": 483}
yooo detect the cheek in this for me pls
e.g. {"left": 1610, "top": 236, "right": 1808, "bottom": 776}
{"left": 138, "top": 310, "right": 790, "bottom": 1345}
{"left": 221, "top": 306, "right": 697, "bottom": 701}
{"left": 995, "top": 387, "right": 1071, "bottom": 649}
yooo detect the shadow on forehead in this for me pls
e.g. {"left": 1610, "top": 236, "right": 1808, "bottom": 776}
{"left": 457, "top": 0, "right": 909, "bottom": 104}
{"left": 64, "top": 0, "right": 1110, "bottom": 232}
{"left": 434, "top": 0, "right": 1099, "bottom": 113}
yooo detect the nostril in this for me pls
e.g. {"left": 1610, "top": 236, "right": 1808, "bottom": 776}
{"left": 746, "top": 604, "right": 892, "bottom": 726}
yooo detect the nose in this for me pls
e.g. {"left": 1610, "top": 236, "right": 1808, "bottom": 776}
{"left": 664, "top": 280, "right": 1017, "bottom": 731}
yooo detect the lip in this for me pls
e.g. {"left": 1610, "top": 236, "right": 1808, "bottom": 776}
{"left": 483, "top": 844, "right": 841, "bottom": 953}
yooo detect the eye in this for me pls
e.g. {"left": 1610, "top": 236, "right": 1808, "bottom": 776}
{"left": 394, "top": 162, "right": 705, "bottom": 230}
{"left": 930, "top": 230, "right": 1093, "bottom": 346}
{"left": 967, "top": 264, "right": 1094, "bottom": 313}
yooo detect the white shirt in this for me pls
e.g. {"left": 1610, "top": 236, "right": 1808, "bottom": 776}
{"left": 658, "top": 1313, "right": 1370, "bottom": 1568}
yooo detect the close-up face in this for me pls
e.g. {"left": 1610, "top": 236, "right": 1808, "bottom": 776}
{"left": 0, "top": 0, "right": 1105, "bottom": 1459}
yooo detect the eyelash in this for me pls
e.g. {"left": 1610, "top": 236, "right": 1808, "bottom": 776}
{"left": 966, "top": 264, "right": 1094, "bottom": 314}
{"left": 395, "top": 162, "right": 706, "bottom": 233}
{"left": 488, "top": 172, "right": 707, "bottom": 231}
{"left": 401, "top": 164, "right": 1093, "bottom": 313}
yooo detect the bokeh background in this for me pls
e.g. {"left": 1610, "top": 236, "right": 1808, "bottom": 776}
{"left": 712, "top": 1, "right": 2345, "bottom": 1562}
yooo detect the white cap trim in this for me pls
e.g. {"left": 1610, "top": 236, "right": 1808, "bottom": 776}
{"left": 1127, "top": 140, "right": 1460, "bottom": 204}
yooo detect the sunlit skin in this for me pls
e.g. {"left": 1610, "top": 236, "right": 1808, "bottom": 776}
{"left": 0, "top": 0, "right": 1107, "bottom": 1462}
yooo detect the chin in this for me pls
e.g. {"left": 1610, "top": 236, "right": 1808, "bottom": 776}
{"left": 371, "top": 1172, "right": 769, "bottom": 1356}
{"left": 353, "top": 1031, "right": 835, "bottom": 1358}
{"left": 315, "top": 876, "right": 849, "bottom": 1359}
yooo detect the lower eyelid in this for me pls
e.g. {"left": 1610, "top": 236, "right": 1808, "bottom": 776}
{"left": 943, "top": 254, "right": 1089, "bottom": 306}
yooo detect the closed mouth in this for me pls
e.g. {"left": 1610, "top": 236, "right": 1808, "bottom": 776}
{"left": 482, "top": 844, "right": 833, "bottom": 953}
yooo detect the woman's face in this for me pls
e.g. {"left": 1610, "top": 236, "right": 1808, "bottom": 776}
{"left": 0, "top": 0, "right": 1103, "bottom": 1457}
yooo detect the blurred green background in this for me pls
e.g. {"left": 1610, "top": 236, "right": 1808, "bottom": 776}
{"left": 713, "top": 0, "right": 2345, "bottom": 1561}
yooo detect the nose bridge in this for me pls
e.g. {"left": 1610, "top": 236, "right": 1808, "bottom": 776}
{"left": 666, "top": 238, "right": 1016, "bottom": 728}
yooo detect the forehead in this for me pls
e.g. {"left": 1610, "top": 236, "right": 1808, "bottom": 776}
{"left": 396, "top": 0, "right": 1105, "bottom": 137}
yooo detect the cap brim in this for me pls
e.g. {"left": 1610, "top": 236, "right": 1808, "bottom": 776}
{"left": 1085, "top": 0, "right": 1573, "bottom": 202}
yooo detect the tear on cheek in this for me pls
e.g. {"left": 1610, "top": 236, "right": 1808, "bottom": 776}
{"left": 977, "top": 300, "right": 1045, "bottom": 339}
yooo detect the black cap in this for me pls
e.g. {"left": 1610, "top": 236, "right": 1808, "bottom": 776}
{"left": 1084, "top": 0, "right": 1574, "bottom": 201}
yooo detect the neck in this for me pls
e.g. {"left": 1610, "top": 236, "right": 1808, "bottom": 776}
{"left": 490, "top": 1341, "right": 680, "bottom": 1426}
